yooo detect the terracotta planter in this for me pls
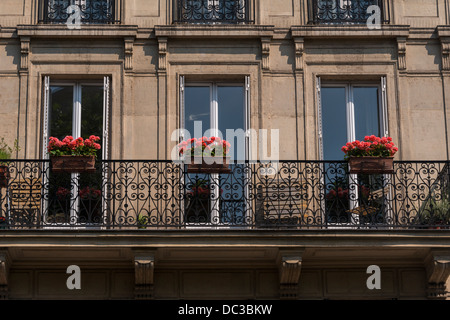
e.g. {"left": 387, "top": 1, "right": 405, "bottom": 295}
{"left": 348, "top": 156, "right": 394, "bottom": 174}
{"left": 51, "top": 155, "right": 96, "bottom": 173}
{"left": 186, "top": 156, "right": 231, "bottom": 174}
{"left": 0, "top": 165, "right": 10, "bottom": 188}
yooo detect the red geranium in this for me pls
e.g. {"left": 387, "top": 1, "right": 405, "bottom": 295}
{"left": 79, "top": 186, "right": 101, "bottom": 199}
{"left": 177, "top": 136, "right": 231, "bottom": 157}
{"left": 48, "top": 135, "right": 101, "bottom": 157}
{"left": 342, "top": 135, "right": 398, "bottom": 160}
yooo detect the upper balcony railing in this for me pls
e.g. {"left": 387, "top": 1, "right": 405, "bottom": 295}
{"left": 0, "top": 160, "right": 449, "bottom": 230}
{"left": 174, "top": 0, "right": 255, "bottom": 24}
{"left": 39, "top": 0, "right": 120, "bottom": 25}
{"left": 307, "top": 0, "right": 390, "bottom": 25}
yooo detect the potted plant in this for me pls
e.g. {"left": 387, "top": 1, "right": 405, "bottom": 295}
{"left": 416, "top": 198, "right": 450, "bottom": 229}
{"left": 185, "top": 179, "right": 212, "bottom": 223}
{"left": 79, "top": 186, "right": 102, "bottom": 223}
{"left": 47, "top": 135, "right": 101, "bottom": 173}
{"left": 177, "top": 136, "right": 231, "bottom": 174}
{"left": 341, "top": 135, "right": 398, "bottom": 174}
{"left": 0, "top": 216, "right": 7, "bottom": 229}
{"left": 137, "top": 214, "right": 148, "bottom": 229}
{"left": 0, "top": 138, "right": 20, "bottom": 188}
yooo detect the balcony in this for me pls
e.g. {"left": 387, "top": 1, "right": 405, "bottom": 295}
{"left": 0, "top": 160, "right": 449, "bottom": 230}
{"left": 39, "top": 0, "right": 120, "bottom": 25}
{"left": 307, "top": 0, "right": 390, "bottom": 25}
{"left": 174, "top": 0, "right": 254, "bottom": 24}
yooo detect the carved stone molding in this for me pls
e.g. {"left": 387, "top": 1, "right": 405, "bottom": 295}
{"left": 425, "top": 251, "right": 450, "bottom": 299}
{"left": 0, "top": 251, "right": 11, "bottom": 300}
{"left": 441, "top": 40, "right": 450, "bottom": 71}
{"left": 397, "top": 37, "right": 407, "bottom": 71}
{"left": 261, "top": 36, "right": 271, "bottom": 71}
{"left": 20, "top": 36, "right": 30, "bottom": 72}
{"left": 124, "top": 37, "right": 134, "bottom": 72}
{"left": 134, "top": 253, "right": 155, "bottom": 300}
{"left": 293, "top": 37, "right": 304, "bottom": 72}
{"left": 277, "top": 250, "right": 303, "bottom": 300}
{"left": 158, "top": 37, "right": 168, "bottom": 72}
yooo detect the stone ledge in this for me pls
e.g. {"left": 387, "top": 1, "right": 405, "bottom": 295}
{"left": 1, "top": 229, "right": 450, "bottom": 248}
{"left": 16, "top": 24, "right": 138, "bottom": 39}
{"left": 291, "top": 24, "right": 410, "bottom": 39}
{"left": 154, "top": 24, "right": 275, "bottom": 39}
{"left": 437, "top": 26, "right": 450, "bottom": 38}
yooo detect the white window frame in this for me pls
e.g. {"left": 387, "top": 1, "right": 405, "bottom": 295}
{"left": 179, "top": 76, "right": 250, "bottom": 228}
{"left": 42, "top": 76, "right": 110, "bottom": 229}
{"left": 317, "top": 76, "right": 390, "bottom": 228}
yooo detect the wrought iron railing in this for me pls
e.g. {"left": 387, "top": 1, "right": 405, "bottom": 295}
{"left": 174, "top": 0, "right": 254, "bottom": 24}
{"left": 39, "top": 0, "right": 120, "bottom": 25}
{"left": 0, "top": 160, "right": 449, "bottom": 230}
{"left": 307, "top": 0, "right": 390, "bottom": 25}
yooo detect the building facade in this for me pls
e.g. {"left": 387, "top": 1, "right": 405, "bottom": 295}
{"left": 0, "top": 0, "right": 450, "bottom": 300}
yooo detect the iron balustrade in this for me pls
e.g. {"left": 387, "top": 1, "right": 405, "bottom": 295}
{"left": 0, "top": 160, "right": 449, "bottom": 230}
{"left": 39, "top": 0, "right": 120, "bottom": 24}
{"left": 307, "top": 0, "right": 390, "bottom": 24}
{"left": 174, "top": 0, "right": 254, "bottom": 24}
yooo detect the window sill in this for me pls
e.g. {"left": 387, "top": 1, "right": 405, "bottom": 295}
{"left": 154, "top": 24, "right": 274, "bottom": 39}
{"left": 16, "top": 24, "right": 138, "bottom": 39}
{"left": 291, "top": 24, "right": 410, "bottom": 39}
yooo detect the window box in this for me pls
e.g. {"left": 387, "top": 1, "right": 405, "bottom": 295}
{"left": 348, "top": 156, "right": 394, "bottom": 174}
{"left": 186, "top": 156, "right": 231, "bottom": 174}
{"left": 50, "top": 155, "right": 96, "bottom": 173}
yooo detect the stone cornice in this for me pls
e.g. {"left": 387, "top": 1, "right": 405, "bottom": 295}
{"left": 437, "top": 25, "right": 450, "bottom": 38}
{"left": 16, "top": 24, "right": 139, "bottom": 39}
{"left": 154, "top": 24, "right": 275, "bottom": 39}
{"left": 291, "top": 24, "right": 410, "bottom": 39}
{"left": 1, "top": 230, "right": 450, "bottom": 248}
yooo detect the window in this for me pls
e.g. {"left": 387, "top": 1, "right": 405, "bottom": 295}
{"left": 42, "top": 76, "right": 110, "bottom": 226}
{"left": 175, "top": 0, "right": 252, "bottom": 24}
{"left": 308, "top": 0, "right": 388, "bottom": 24}
{"left": 317, "top": 77, "right": 390, "bottom": 226}
{"left": 40, "top": 0, "right": 119, "bottom": 24}
{"left": 179, "top": 76, "right": 250, "bottom": 226}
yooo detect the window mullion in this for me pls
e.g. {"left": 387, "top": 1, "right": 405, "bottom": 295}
{"left": 73, "top": 84, "right": 82, "bottom": 138}
{"left": 211, "top": 83, "right": 218, "bottom": 137}
{"left": 347, "top": 84, "right": 356, "bottom": 142}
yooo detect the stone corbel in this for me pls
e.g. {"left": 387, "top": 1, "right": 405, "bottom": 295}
{"left": 441, "top": 40, "right": 450, "bottom": 71}
{"left": 261, "top": 36, "right": 271, "bottom": 71}
{"left": 124, "top": 37, "right": 134, "bottom": 72}
{"left": 0, "top": 251, "right": 11, "bottom": 300}
{"left": 158, "top": 37, "right": 168, "bottom": 72}
{"left": 277, "top": 250, "right": 303, "bottom": 300}
{"left": 20, "top": 36, "right": 30, "bottom": 72}
{"left": 293, "top": 37, "right": 304, "bottom": 72}
{"left": 397, "top": 36, "right": 407, "bottom": 71}
{"left": 134, "top": 253, "right": 155, "bottom": 300}
{"left": 425, "top": 251, "right": 450, "bottom": 299}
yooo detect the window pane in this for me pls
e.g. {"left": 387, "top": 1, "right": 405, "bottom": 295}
{"left": 218, "top": 86, "right": 245, "bottom": 161}
{"left": 321, "top": 87, "right": 347, "bottom": 161}
{"left": 49, "top": 86, "right": 74, "bottom": 140}
{"left": 81, "top": 85, "right": 103, "bottom": 142}
{"left": 218, "top": 86, "right": 246, "bottom": 224}
{"left": 185, "top": 86, "right": 211, "bottom": 139}
{"left": 353, "top": 87, "right": 380, "bottom": 140}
